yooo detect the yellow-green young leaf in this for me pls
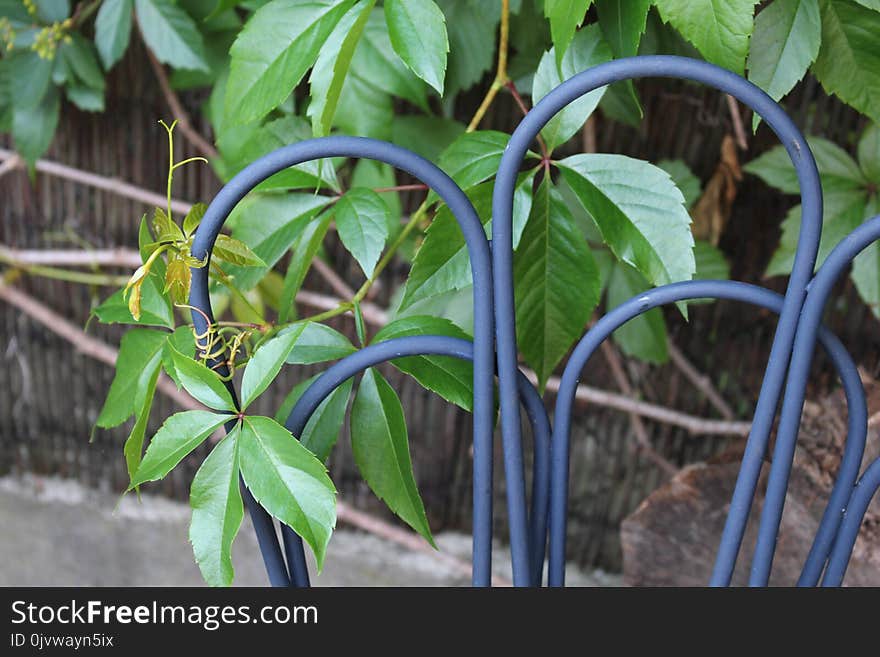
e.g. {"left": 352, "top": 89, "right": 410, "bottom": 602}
{"left": 95, "top": 0, "right": 133, "bottom": 70}
{"left": 558, "top": 154, "right": 696, "bottom": 291}
{"left": 607, "top": 262, "right": 668, "bottom": 364}
{"left": 334, "top": 187, "right": 390, "bottom": 278}
{"left": 183, "top": 202, "right": 207, "bottom": 237}
{"left": 283, "top": 322, "right": 356, "bottom": 365}
{"left": 747, "top": 0, "right": 821, "bottom": 131}
{"left": 308, "top": 0, "right": 376, "bottom": 137}
{"left": 275, "top": 376, "right": 354, "bottom": 462}
{"left": 372, "top": 315, "right": 474, "bottom": 411}
{"left": 384, "top": 0, "right": 449, "bottom": 94}
{"left": 544, "top": 0, "right": 592, "bottom": 64}
{"left": 135, "top": 0, "right": 210, "bottom": 72}
{"left": 240, "top": 325, "right": 307, "bottom": 410}
{"left": 164, "top": 252, "right": 191, "bottom": 306}
{"left": 152, "top": 207, "right": 183, "bottom": 243}
{"left": 654, "top": 0, "right": 760, "bottom": 74}
{"left": 212, "top": 234, "right": 266, "bottom": 267}
{"left": 813, "top": 0, "right": 880, "bottom": 125}
{"left": 190, "top": 428, "right": 244, "bottom": 587}
{"left": 170, "top": 346, "right": 237, "bottom": 412}
{"left": 351, "top": 368, "right": 435, "bottom": 545}
{"left": 532, "top": 25, "right": 612, "bottom": 152}
{"left": 126, "top": 275, "right": 146, "bottom": 321}
{"left": 225, "top": 0, "right": 355, "bottom": 125}
{"left": 238, "top": 416, "right": 337, "bottom": 569}
{"left": 514, "top": 179, "right": 600, "bottom": 389}
{"left": 130, "top": 410, "right": 233, "bottom": 488}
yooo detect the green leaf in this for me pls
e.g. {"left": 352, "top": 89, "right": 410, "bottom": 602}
{"left": 225, "top": 0, "right": 354, "bottom": 125}
{"left": 532, "top": 25, "right": 612, "bottom": 152}
{"left": 122, "top": 367, "right": 160, "bottom": 483}
{"left": 222, "top": 192, "right": 331, "bottom": 290}
{"left": 6, "top": 50, "right": 52, "bottom": 109}
{"left": 694, "top": 240, "right": 731, "bottom": 280}
{"left": 93, "top": 269, "right": 174, "bottom": 328}
{"left": 607, "top": 262, "right": 668, "bottom": 364}
{"left": 239, "top": 416, "right": 337, "bottom": 569}
{"left": 544, "top": 0, "right": 591, "bottom": 63}
{"left": 216, "top": 116, "right": 341, "bottom": 192}
{"left": 812, "top": 0, "right": 880, "bottom": 124}
{"left": 162, "top": 325, "right": 196, "bottom": 387}
{"left": 390, "top": 115, "right": 465, "bottom": 162}
{"left": 858, "top": 123, "right": 880, "bottom": 184}
{"left": 596, "top": 0, "right": 651, "bottom": 58}
{"left": 747, "top": 0, "right": 821, "bottom": 130}
{"left": 657, "top": 158, "right": 702, "bottom": 208}
{"left": 213, "top": 234, "right": 266, "bottom": 267}
{"left": 384, "top": 0, "right": 449, "bottom": 94}
{"left": 400, "top": 177, "right": 533, "bottom": 311}
{"left": 284, "top": 322, "right": 356, "bottom": 364}
{"left": 351, "top": 159, "right": 402, "bottom": 233}
{"left": 767, "top": 193, "right": 868, "bottom": 276}
{"left": 334, "top": 187, "right": 390, "bottom": 278}
{"left": 432, "top": 130, "right": 511, "bottom": 201}
{"left": 190, "top": 428, "right": 244, "bottom": 587}
{"left": 170, "top": 346, "right": 237, "bottom": 412}
{"left": 308, "top": 0, "right": 375, "bottom": 137}
{"left": 351, "top": 368, "right": 434, "bottom": 544}
{"left": 34, "top": 0, "right": 70, "bottom": 21}
{"left": 744, "top": 137, "right": 866, "bottom": 193}
{"left": 654, "top": 0, "right": 760, "bottom": 74}
{"left": 278, "top": 212, "right": 333, "bottom": 323}
{"left": 97, "top": 329, "right": 167, "bottom": 429}
{"left": 559, "top": 154, "right": 696, "bottom": 292}
{"left": 240, "top": 325, "right": 307, "bottom": 409}
{"left": 12, "top": 86, "right": 59, "bottom": 167}
{"left": 61, "top": 34, "right": 106, "bottom": 91}
{"left": 275, "top": 376, "right": 353, "bottom": 462}
{"left": 514, "top": 179, "right": 599, "bottom": 389}
{"left": 348, "top": 10, "right": 429, "bottom": 110}
{"left": 435, "top": 0, "right": 498, "bottom": 96}
{"left": 372, "top": 315, "right": 474, "bottom": 410}
{"left": 852, "top": 197, "right": 880, "bottom": 318}
{"left": 333, "top": 74, "right": 394, "bottom": 139}
{"left": 135, "top": 0, "right": 210, "bottom": 73}
{"left": 131, "top": 410, "right": 233, "bottom": 488}
{"left": 95, "top": 0, "right": 134, "bottom": 70}
{"left": 65, "top": 85, "right": 105, "bottom": 112}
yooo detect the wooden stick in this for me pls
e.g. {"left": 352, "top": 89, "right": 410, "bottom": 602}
{"left": 667, "top": 340, "right": 735, "bottom": 420}
{"left": 726, "top": 94, "right": 748, "bottom": 150}
{"left": 600, "top": 341, "right": 677, "bottom": 475}
{"left": 0, "top": 153, "right": 22, "bottom": 180}
{"left": 144, "top": 43, "right": 219, "bottom": 161}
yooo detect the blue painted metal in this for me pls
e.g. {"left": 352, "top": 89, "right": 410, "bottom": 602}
{"left": 187, "top": 57, "right": 880, "bottom": 587}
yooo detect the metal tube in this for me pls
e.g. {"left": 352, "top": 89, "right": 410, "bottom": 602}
{"left": 546, "top": 280, "right": 862, "bottom": 586}
{"left": 493, "top": 56, "right": 822, "bottom": 587}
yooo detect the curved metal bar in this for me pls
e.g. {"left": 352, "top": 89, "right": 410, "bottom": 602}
{"left": 286, "top": 335, "right": 552, "bottom": 586}
{"left": 547, "top": 280, "right": 865, "bottom": 586}
{"left": 822, "top": 456, "right": 880, "bottom": 586}
{"left": 189, "top": 137, "right": 495, "bottom": 586}
{"left": 492, "top": 55, "right": 822, "bottom": 586}
{"left": 752, "top": 215, "right": 880, "bottom": 585}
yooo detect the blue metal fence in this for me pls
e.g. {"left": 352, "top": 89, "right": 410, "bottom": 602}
{"left": 189, "top": 56, "right": 880, "bottom": 587}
